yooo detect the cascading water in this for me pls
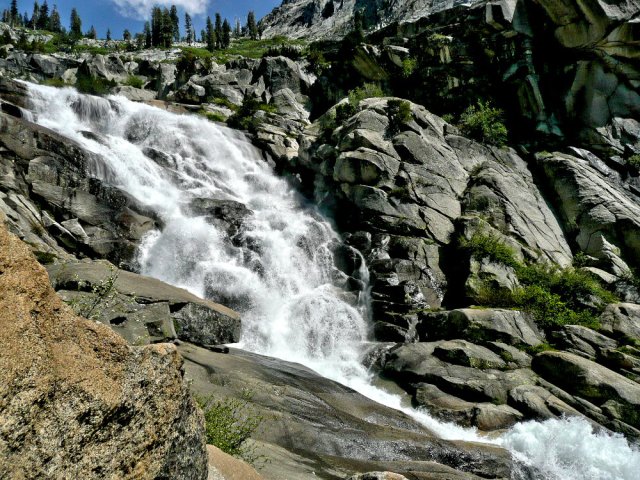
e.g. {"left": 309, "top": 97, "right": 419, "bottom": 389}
{"left": 25, "top": 82, "right": 640, "bottom": 480}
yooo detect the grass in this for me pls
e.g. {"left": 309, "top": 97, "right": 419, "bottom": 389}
{"left": 628, "top": 154, "right": 640, "bottom": 172}
{"left": 197, "top": 395, "right": 263, "bottom": 463}
{"left": 124, "top": 75, "right": 144, "bottom": 89}
{"left": 184, "top": 36, "right": 308, "bottom": 64}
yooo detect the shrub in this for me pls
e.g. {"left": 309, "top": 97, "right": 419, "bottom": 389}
{"left": 76, "top": 75, "right": 117, "bottom": 96}
{"left": 335, "top": 101, "right": 357, "bottom": 124}
{"left": 227, "top": 97, "right": 275, "bottom": 132}
{"left": 459, "top": 101, "right": 508, "bottom": 147}
{"left": 65, "top": 265, "right": 121, "bottom": 320}
{"left": 43, "top": 78, "right": 67, "bottom": 88}
{"left": 401, "top": 57, "right": 417, "bottom": 78}
{"left": 627, "top": 154, "right": 640, "bottom": 172}
{"left": 125, "top": 75, "right": 144, "bottom": 89}
{"left": 263, "top": 44, "right": 304, "bottom": 60}
{"left": 348, "top": 83, "right": 384, "bottom": 106}
{"left": 387, "top": 99, "right": 412, "bottom": 136}
{"left": 459, "top": 233, "right": 518, "bottom": 268}
{"left": 197, "top": 396, "right": 263, "bottom": 463}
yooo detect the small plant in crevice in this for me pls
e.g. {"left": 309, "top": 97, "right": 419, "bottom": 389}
{"left": 64, "top": 264, "right": 122, "bottom": 320}
{"left": 226, "top": 97, "right": 276, "bottom": 133}
{"left": 196, "top": 394, "right": 264, "bottom": 464}
{"left": 387, "top": 99, "right": 412, "bottom": 137}
{"left": 459, "top": 101, "right": 508, "bottom": 147}
{"left": 347, "top": 83, "right": 385, "bottom": 107}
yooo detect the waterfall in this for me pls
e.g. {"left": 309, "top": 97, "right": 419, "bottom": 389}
{"left": 25, "top": 83, "right": 640, "bottom": 480}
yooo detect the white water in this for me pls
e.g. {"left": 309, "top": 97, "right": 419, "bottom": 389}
{"left": 25, "top": 83, "right": 640, "bottom": 479}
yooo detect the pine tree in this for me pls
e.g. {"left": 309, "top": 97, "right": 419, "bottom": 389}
{"left": 234, "top": 18, "right": 241, "bottom": 38}
{"left": 151, "top": 6, "right": 162, "bottom": 47}
{"left": 247, "top": 11, "right": 258, "bottom": 40}
{"left": 30, "top": 1, "right": 39, "bottom": 30}
{"left": 106, "top": 29, "right": 111, "bottom": 41}
{"left": 205, "top": 16, "right": 215, "bottom": 52}
{"left": 48, "top": 4, "right": 61, "bottom": 33}
{"left": 170, "top": 5, "right": 179, "bottom": 42}
{"left": 222, "top": 19, "right": 231, "bottom": 49}
{"left": 214, "top": 13, "right": 222, "bottom": 49}
{"left": 162, "top": 7, "right": 173, "bottom": 47}
{"left": 10, "top": 0, "right": 19, "bottom": 26}
{"left": 36, "top": 0, "right": 48, "bottom": 30}
{"left": 184, "top": 12, "right": 193, "bottom": 45}
{"left": 144, "top": 21, "right": 151, "bottom": 48}
{"left": 87, "top": 25, "right": 96, "bottom": 40}
{"left": 123, "top": 29, "right": 131, "bottom": 42}
{"left": 70, "top": 8, "right": 82, "bottom": 39}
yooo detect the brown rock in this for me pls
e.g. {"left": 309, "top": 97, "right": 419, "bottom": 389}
{"left": 207, "top": 445, "right": 263, "bottom": 480}
{"left": 0, "top": 223, "right": 207, "bottom": 479}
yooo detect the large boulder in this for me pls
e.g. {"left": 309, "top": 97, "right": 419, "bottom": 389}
{"left": 46, "top": 260, "right": 241, "bottom": 347}
{"left": 0, "top": 223, "right": 207, "bottom": 479}
{"left": 532, "top": 351, "right": 640, "bottom": 430}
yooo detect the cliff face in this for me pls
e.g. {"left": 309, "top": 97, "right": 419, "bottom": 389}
{"left": 0, "top": 222, "right": 208, "bottom": 479}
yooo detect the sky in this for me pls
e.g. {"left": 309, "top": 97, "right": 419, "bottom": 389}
{"left": 3, "top": 0, "right": 282, "bottom": 39}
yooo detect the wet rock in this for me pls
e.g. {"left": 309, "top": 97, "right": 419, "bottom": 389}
{"left": 532, "top": 351, "right": 640, "bottom": 429}
{"left": 508, "top": 385, "right": 581, "bottom": 421}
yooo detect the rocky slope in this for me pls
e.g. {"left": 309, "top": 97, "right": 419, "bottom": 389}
{"left": 1, "top": 7, "right": 640, "bottom": 477}
{"left": 0, "top": 221, "right": 208, "bottom": 479}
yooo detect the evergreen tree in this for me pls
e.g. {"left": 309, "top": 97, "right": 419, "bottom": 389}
{"left": 123, "top": 29, "right": 131, "bottom": 42}
{"left": 30, "top": 1, "right": 39, "bottom": 30}
{"left": 162, "top": 7, "right": 173, "bottom": 47}
{"left": 234, "top": 18, "right": 241, "bottom": 38}
{"left": 49, "top": 4, "right": 61, "bottom": 33}
{"left": 205, "top": 16, "right": 215, "bottom": 52}
{"left": 106, "top": 28, "right": 111, "bottom": 41}
{"left": 135, "top": 32, "right": 144, "bottom": 50}
{"left": 10, "top": 0, "right": 19, "bottom": 26}
{"left": 170, "top": 5, "right": 179, "bottom": 42}
{"left": 144, "top": 21, "right": 151, "bottom": 48}
{"left": 247, "top": 11, "right": 258, "bottom": 40}
{"left": 222, "top": 19, "right": 231, "bottom": 49}
{"left": 184, "top": 12, "right": 193, "bottom": 45}
{"left": 2, "top": 10, "right": 10, "bottom": 24}
{"left": 151, "top": 6, "right": 162, "bottom": 46}
{"left": 23, "top": 11, "right": 29, "bottom": 26}
{"left": 200, "top": 28, "right": 205, "bottom": 43}
{"left": 86, "top": 25, "right": 96, "bottom": 39}
{"left": 214, "top": 13, "right": 222, "bottom": 49}
{"left": 70, "top": 8, "right": 82, "bottom": 39}
{"left": 36, "top": 0, "right": 48, "bottom": 30}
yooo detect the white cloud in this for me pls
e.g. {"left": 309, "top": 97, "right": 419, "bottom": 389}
{"left": 111, "top": 0, "right": 211, "bottom": 19}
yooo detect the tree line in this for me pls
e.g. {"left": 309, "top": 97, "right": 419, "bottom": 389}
{"left": 1, "top": 1, "right": 263, "bottom": 51}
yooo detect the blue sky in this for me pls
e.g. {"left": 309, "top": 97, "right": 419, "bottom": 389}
{"left": 4, "top": 0, "right": 281, "bottom": 39}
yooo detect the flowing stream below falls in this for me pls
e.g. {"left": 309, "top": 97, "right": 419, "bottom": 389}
{"left": 25, "top": 82, "right": 640, "bottom": 480}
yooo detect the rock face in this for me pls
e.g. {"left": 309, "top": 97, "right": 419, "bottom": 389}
{"left": 0, "top": 223, "right": 208, "bottom": 479}
{"left": 294, "top": 98, "right": 571, "bottom": 339}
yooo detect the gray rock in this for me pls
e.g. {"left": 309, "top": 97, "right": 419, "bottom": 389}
{"left": 532, "top": 351, "right": 640, "bottom": 429}
{"left": 600, "top": 303, "right": 640, "bottom": 341}
{"left": 419, "top": 309, "right": 544, "bottom": 346}
{"left": 508, "top": 385, "right": 582, "bottom": 420}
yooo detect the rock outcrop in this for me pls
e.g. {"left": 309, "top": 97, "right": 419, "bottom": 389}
{"left": 0, "top": 222, "right": 208, "bottom": 479}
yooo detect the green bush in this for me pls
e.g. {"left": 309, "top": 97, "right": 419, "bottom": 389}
{"left": 335, "top": 101, "right": 357, "bottom": 124}
{"left": 463, "top": 233, "right": 617, "bottom": 331}
{"left": 459, "top": 101, "right": 508, "bottom": 147}
{"left": 76, "top": 75, "right": 117, "bottom": 96}
{"left": 227, "top": 97, "right": 275, "bottom": 132}
{"left": 627, "top": 154, "right": 640, "bottom": 172}
{"left": 459, "top": 233, "right": 519, "bottom": 268}
{"left": 197, "top": 396, "right": 263, "bottom": 463}
{"left": 387, "top": 99, "right": 412, "bottom": 137}
{"left": 124, "top": 75, "right": 144, "bottom": 89}
{"left": 348, "top": 83, "right": 384, "bottom": 106}
{"left": 401, "top": 57, "right": 417, "bottom": 78}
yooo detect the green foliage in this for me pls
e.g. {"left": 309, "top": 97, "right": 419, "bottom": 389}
{"left": 401, "top": 57, "right": 417, "bottom": 78}
{"left": 524, "top": 342, "right": 555, "bottom": 355}
{"left": 572, "top": 251, "right": 590, "bottom": 268}
{"left": 43, "top": 78, "right": 67, "bottom": 87}
{"left": 348, "top": 83, "right": 384, "bottom": 106}
{"left": 459, "top": 233, "right": 518, "bottom": 268}
{"left": 197, "top": 395, "right": 263, "bottom": 463}
{"left": 212, "top": 97, "right": 239, "bottom": 111}
{"left": 202, "top": 36, "right": 307, "bottom": 64}
{"left": 124, "top": 75, "right": 144, "bottom": 89}
{"left": 76, "top": 75, "right": 117, "bottom": 96}
{"left": 627, "top": 154, "right": 640, "bottom": 172}
{"left": 459, "top": 101, "right": 508, "bottom": 147}
{"left": 263, "top": 44, "right": 304, "bottom": 60}
{"left": 226, "top": 97, "right": 275, "bottom": 132}
{"left": 335, "top": 101, "right": 357, "bottom": 124}
{"left": 463, "top": 234, "right": 617, "bottom": 331}
{"left": 387, "top": 99, "right": 412, "bottom": 137}
{"left": 203, "top": 112, "right": 226, "bottom": 122}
